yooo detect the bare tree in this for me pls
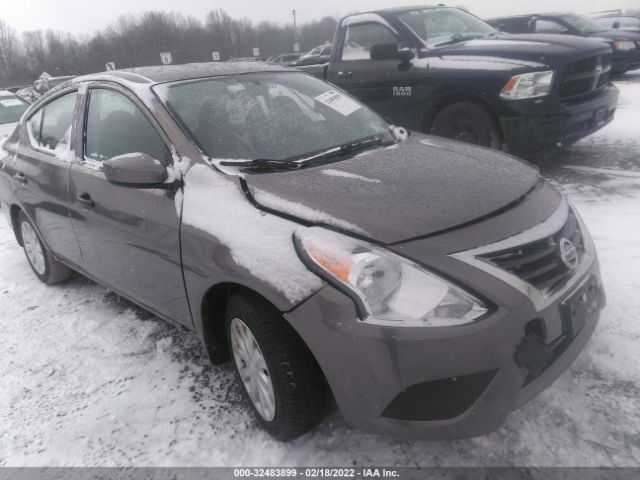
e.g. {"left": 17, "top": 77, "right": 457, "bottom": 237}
{"left": 0, "top": 9, "right": 339, "bottom": 87}
{"left": 0, "top": 19, "right": 20, "bottom": 84}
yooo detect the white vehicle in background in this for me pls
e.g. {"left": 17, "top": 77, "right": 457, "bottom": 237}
{"left": 0, "top": 90, "right": 29, "bottom": 140}
{"left": 15, "top": 86, "right": 38, "bottom": 104}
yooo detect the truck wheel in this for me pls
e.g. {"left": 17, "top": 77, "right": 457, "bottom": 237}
{"left": 226, "top": 292, "right": 325, "bottom": 441}
{"left": 17, "top": 211, "right": 73, "bottom": 285}
{"left": 430, "top": 102, "right": 502, "bottom": 149}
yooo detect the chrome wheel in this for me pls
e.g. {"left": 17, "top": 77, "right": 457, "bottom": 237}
{"left": 21, "top": 220, "right": 46, "bottom": 276}
{"left": 230, "top": 316, "right": 276, "bottom": 421}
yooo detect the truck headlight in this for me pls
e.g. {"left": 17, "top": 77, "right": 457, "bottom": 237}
{"left": 614, "top": 40, "right": 636, "bottom": 51}
{"left": 294, "top": 227, "right": 488, "bottom": 327}
{"left": 500, "top": 70, "right": 554, "bottom": 100}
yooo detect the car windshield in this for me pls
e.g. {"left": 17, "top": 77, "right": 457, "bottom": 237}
{"left": 0, "top": 95, "right": 28, "bottom": 124}
{"left": 154, "top": 72, "right": 393, "bottom": 163}
{"left": 396, "top": 8, "right": 496, "bottom": 47}
{"left": 559, "top": 14, "right": 607, "bottom": 34}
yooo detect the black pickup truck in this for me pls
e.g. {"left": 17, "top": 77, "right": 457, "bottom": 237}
{"left": 298, "top": 6, "right": 619, "bottom": 153}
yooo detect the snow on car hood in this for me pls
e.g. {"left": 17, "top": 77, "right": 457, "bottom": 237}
{"left": 245, "top": 134, "right": 541, "bottom": 244}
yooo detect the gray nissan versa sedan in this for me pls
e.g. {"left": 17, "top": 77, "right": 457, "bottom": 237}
{"left": 0, "top": 62, "right": 604, "bottom": 441}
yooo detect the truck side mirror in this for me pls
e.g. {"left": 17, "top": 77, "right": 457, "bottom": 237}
{"left": 370, "top": 43, "right": 415, "bottom": 62}
{"left": 103, "top": 152, "right": 169, "bottom": 188}
{"left": 397, "top": 47, "right": 416, "bottom": 63}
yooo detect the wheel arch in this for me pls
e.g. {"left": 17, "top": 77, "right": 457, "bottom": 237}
{"left": 424, "top": 92, "right": 504, "bottom": 141}
{"left": 10, "top": 204, "right": 24, "bottom": 246}
{"left": 198, "top": 281, "right": 334, "bottom": 401}
{"left": 198, "top": 282, "right": 312, "bottom": 364}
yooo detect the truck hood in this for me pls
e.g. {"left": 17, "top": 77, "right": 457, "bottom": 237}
{"left": 244, "top": 134, "right": 540, "bottom": 244}
{"left": 424, "top": 34, "right": 612, "bottom": 68}
{"left": 585, "top": 29, "right": 640, "bottom": 42}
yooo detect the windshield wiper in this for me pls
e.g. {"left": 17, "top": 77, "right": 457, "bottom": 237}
{"left": 215, "top": 136, "right": 392, "bottom": 171}
{"left": 299, "top": 136, "right": 394, "bottom": 164}
{"left": 218, "top": 158, "right": 301, "bottom": 171}
{"left": 433, "top": 32, "right": 496, "bottom": 47}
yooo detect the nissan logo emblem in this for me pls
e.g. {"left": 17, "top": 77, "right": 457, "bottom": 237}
{"left": 559, "top": 238, "right": 579, "bottom": 270}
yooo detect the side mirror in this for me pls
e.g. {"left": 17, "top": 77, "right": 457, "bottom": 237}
{"left": 613, "top": 21, "right": 620, "bottom": 29}
{"left": 398, "top": 47, "right": 416, "bottom": 63}
{"left": 370, "top": 43, "right": 415, "bottom": 62}
{"left": 103, "top": 153, "right": 168, "bottom": 188}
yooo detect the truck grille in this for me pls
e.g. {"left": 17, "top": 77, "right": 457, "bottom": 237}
{"left": 478, "top": 210, "right": 585, "bottom": 294}
{"left": 557, "top": 54, "right": 612, "bottom": 100}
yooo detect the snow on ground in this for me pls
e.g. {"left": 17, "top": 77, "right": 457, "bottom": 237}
{"left": 1, "top": 78, "right": 639, "bottom": 467}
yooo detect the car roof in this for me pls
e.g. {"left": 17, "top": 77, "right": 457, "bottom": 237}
{"left": 597, "top": 15, "right": 640, "bottom": 19}
{"left": 74, "top": 61, "right": 291, "bottom": 86}
{"left": 352, "top": 5, "right": 457, "bottom": 16}
{"left": 488, "top": 12, "right": 576, "bottom": 21}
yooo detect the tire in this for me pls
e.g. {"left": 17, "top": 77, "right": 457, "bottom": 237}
{"left": 17, "top": 211, "right": 73, "bottom": 285}
{"left": 225, "top": 292, "right": 325, "bottom": 441}
{"left": 430, "top": 101, "right": 503, "bottom": 149}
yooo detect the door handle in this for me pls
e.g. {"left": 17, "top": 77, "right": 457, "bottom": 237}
{"left": 77, "top": 193, "right": 95, "bottom": 208}
{"left": 14, "top": 172, "right": 27, "bottom": 183}
{"left": 337, "top": 71, "right": 353, "bottom": 78}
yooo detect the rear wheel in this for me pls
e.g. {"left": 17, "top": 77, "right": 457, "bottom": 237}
{"left": 17, "top": 211, "right": 72, "bottom": 285}
{"left": 226, "top": 293, "right": 325, "bottom": 441}
{"left": 430, "top": 101, "right": 502, "bottom": 149}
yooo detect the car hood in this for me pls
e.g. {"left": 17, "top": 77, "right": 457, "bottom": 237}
{"left": 586, "top": 29, "right": 640, "bottom": 40}
{"left": 244, "top": 134, "right": 541, "bottom": 244}
{"left": 426, "top": 34, "right": 612, "bottom": 68}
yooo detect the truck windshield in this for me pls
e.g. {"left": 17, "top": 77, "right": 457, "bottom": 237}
{"left": 558, "top": 14, "right": 607, "bottom": 34}
{"left": 154, "top": 72, "right": 393, "bottom": 162}
{"left": 396, "top": 8, "right": 496, "bottom": 47}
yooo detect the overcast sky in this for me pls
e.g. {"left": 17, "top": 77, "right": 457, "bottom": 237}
{"left": 3, "top": 0, "right": 639, "bottom": 34}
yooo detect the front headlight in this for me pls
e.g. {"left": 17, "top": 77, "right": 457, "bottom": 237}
{"left": 500, "top": 70, "right": 554, "bottom": 100}
{"left": 294, "top": 227, "right": 488, "bottom": 327}
{"left": 614, "top": 40, "right": 636, "bottom": 51}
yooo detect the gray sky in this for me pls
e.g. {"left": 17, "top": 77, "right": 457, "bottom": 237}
{"left": 3, "top": 0, "right": 640, "bottom": 34}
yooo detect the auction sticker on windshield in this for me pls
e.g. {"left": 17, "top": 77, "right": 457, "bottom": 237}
{"left": 314, "top": 90, "right": 361, "bottom": 116}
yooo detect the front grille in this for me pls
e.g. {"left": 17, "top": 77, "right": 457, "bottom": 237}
{"left": 557, "top": 54, "right": 612, "bottom": 100}
{"left": 478, "top": 210, "right": 585, "bottom": 294}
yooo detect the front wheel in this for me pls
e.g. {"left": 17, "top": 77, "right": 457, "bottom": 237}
{"left": 17, "top": 211, "right": 72, "bottom": 285}
{"left": 226, "top": 293, "right": 325, "bottom": 441}
{"left": 430, "top": 101, "right": 503, "bottom": 149}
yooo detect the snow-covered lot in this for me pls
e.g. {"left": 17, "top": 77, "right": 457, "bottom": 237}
{"left": 1, "top": 75, "right": 639, "bottom": 467}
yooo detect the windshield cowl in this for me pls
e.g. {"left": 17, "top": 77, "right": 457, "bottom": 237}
{"left": 214, "top": 134, "right": 400, "bottom": 173}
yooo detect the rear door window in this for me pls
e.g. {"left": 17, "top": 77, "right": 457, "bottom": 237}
{"left": 27, "top": 91, "right": 78, "bottom": 153}
{"left": 84, "top": 88, "right": 168, "bottom": 163}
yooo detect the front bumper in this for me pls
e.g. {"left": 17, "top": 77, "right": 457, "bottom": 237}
{"left": 284, "top": 233, "right": 604, "bottom": 440}
{"left": 498, "top": 85, "right": 619, "bottom": 153}
{"left": 612, "top": 48, "right": 640, "bottom": 72}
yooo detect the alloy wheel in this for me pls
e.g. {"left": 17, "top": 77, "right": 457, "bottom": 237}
{"left": 230, "top": 316, "right": 276, "bottom": 421}
{"left": 21, "top": 221, "right": 46, "bottom": 275}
